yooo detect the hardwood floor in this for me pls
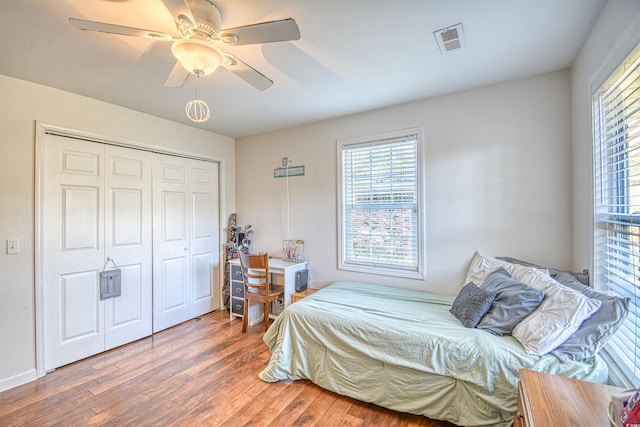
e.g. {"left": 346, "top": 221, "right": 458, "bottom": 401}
{"left": 0, "top": 311, "right": 455, "bottom": 426}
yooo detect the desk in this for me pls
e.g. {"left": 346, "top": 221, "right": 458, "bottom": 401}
{"left": 227, "top": 257, "right": 308, "bottom": 325}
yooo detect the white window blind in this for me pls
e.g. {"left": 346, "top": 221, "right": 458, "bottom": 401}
{"left": 593, "top": 43, "right": 640, "bottom": 387}
{"left": 338, "top": 129, "right": 423, "bottom": 279}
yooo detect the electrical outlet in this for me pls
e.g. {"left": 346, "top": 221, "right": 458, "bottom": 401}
{"left": 7, "top": 239, "right": 20, "bottom": 254}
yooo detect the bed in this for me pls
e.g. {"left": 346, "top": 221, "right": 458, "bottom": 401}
{"left": 258, "top": 280, "right": 610, "bottom": 427}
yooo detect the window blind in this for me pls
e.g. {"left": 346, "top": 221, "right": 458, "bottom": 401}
{"left": 340, "top": 135, "right": 419, "bottom": 273}
{"left": 593, "top": 43, "right": 640, "bottom": 387}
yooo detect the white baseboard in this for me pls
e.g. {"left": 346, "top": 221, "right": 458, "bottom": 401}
{"left": 0, "top": 369, "right": 37, "bottom": 393}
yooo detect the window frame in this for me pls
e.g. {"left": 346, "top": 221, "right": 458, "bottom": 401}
{"left": 592, "top": 42, "right": 640, "bottom": 388}
{"left": 336, "top": 127, "right": 425, "bottom": 280}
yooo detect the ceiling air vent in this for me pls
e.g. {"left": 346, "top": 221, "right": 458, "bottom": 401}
{"left": 433, "top": 23, "right": 465, "bottom": 54}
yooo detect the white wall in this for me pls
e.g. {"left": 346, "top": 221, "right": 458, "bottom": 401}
{"left": 571, "top": 0, "right": 640, "bottom": 274}
{"left": 0, "top": 74, "right": 235, "bottom": 390}
{"left": 236, "top": 71, "right": 574, "bottom": 295}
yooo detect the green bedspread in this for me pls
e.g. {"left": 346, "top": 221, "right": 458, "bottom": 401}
{"left": 259, "top": 281, "right": 608, "bottom": 427}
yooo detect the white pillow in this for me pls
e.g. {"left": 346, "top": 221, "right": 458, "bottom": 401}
{"left": 511, "top": 268, "right": 601, "bottom": 355}
{"left": 465, "top": 252, "right": 602, "bottom": 355}
{"left": 465, "top": 251, "right": 546, "bottom": 286}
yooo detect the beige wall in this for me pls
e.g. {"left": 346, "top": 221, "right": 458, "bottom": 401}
{"left": 571, "top": 0, "right": 640, "bottom": 274}
{"left": 0, "top": 75, "right": 235, "bottom": 390}
{"left": 236, "top": 71, "right": 574, "bottom": 295}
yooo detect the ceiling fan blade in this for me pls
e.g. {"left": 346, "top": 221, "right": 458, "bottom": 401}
{"left": 219, "top": 19, "right": 300, "bottom": 46}
{"left": 222, "top": 54, "right": 273, "bottom": 90}
{"left": 69, "top": 18, "right": 174, "bottom": 41}
{"left": 163, "top": 61, "right": 190, "bottom": 87}
{"left": 160, "top": 0, "right": 196, "bottom": 29}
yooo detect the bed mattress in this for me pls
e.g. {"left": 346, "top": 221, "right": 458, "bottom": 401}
{"left": 259, "top": 281, "right": 608, "bottom": 427}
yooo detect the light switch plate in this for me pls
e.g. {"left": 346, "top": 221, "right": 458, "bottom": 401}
{"left": 7, "top": 239, "right": 20, "bottom": 254}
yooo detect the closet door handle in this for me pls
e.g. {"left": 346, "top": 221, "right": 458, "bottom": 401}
{"left": 184, "top": 247, "right": 189, "bottom": 251}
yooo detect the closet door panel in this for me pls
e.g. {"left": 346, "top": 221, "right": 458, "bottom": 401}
{"left": 163, "top": 192, "right": 187, "bottom": 242}
{"left": 161, "top": 256, "right": 188, "bottom": 307}
{"left": 192, "top": 252, "right": 213, "bottom": 302}
{"left": 104, "top": 145, "right": 153, "bottom": 349}
{"left": 193, "top": 193, "right": 214, "bottom": 238}
{"left": 110, "top": 263, "right": 144, "bottom": 325}
{"left": 111, "top": 189, "right": 143, "bottom": 246}
{"left": 153, "top": 155, "right": 191, "bottom": 332}
{"left": 60, "top": 271, "right": 101, "bottom": 340}
{"left": 62, "top": 186, "right": 100, "bottom": 250}
{"left": 43, "top": 135, "right": 105, "bottom": 371}
{"left": 189, "top": 160, "right": 219, "bottom": 317}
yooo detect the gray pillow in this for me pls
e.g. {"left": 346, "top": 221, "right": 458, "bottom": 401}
{"left": 476, "top": 268, "right": 546, "bottom": 336}
{"left": 551, "top": 272, "right": 630, "bottom": 362}
{"left": 450, "top": 283, "right": 497, "bottom": 328}
{"left": 496, "top": 256, "right": 590, "bottom": 285}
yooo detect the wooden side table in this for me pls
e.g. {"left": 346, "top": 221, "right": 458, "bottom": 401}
{"left": 515, "top": 369, "right": 624, "bottom": 427}
{"left": 291, "top": 288, "right": 318, "bottom": 303}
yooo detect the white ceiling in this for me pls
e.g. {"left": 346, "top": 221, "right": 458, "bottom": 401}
{"left": 0, "top": 0, "right": 606, "bottom": 138}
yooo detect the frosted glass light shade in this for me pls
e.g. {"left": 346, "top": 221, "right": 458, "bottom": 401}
{"left": 171, "top": 39, "right": 223, "bottom": 75}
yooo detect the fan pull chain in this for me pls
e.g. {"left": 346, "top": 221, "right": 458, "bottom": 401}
{"left": 186, "top": 72, "right": 210, "bottom": 123}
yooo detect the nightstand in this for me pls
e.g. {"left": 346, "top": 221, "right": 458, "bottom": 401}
{"left": 291, "top": 288, "right": 318, "bottom": 303}
{"left": 515, "top": 369, "right": 624, "bottom": 427}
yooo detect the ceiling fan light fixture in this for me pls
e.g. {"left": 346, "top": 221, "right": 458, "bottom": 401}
{"left": 171, "top": 39, "right": 222, "bottom": 75}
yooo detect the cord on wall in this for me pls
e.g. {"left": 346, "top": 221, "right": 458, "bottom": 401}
{"left": 286, "top": 161, "right": 291, "bottom": 242}
{"left": 274, "top": 156, "right": 306, "bottom": 259}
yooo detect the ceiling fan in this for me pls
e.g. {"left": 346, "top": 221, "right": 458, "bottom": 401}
{"left": 69, "top": 0, "right": 301, "bottom": 91}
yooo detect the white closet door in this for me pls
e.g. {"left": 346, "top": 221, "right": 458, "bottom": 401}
{"left": 43, "top": 135, "right": 154, "bottom": 370}
{"left": 104, "top": 145, "right": 153, "bottom": 349}
{"left": 189, "top": 159, "right": 219, "bottom": 317}
{"left": 42, "top": 133, "right": 219, "bottom": 367}
{"left": 44, "top": 135, "right": 106, "bottom": 370}
{"left": 152, "top": 155, "right": 220, "bottom": 332}
{"left": 153, "top": 155, "right": 191, "bottom": 332}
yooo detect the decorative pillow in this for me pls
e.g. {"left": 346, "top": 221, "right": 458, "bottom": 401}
{"left": 551, "top": 272, "right": 630, "bottom": 361}
{"left": 497, "top": 256, "right": 590, "bottom": 285}
{"left": 450, "top": 283, "right": 497, "bottom": 328}
{"left": 511, "top": 268, "right": 602, "bottom": 355}
{"left": 476, "top": 268, "right": 546, "bottom": 335}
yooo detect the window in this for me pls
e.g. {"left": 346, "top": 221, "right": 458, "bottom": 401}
{"left": 593, "top": 43, "right": 640, "bottom": 387}
{"left": 337, "top": 128, "right": 424, "bottom": 279}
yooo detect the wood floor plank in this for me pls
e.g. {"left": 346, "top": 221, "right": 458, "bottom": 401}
{"left": 0, "top": 372, "right": 98, "bottom": 417}
{"left": 201, "top": 379, "right": 272, "bottom": 425}
{"left": 259, "top": 381, "right": 313, "bottom": 425}
{"left": 335, "top": 413, "right": 366, "bottom": 427}
{"left": 1, "top": 383, "right": 97, "bottom": 426}
{"left": 170, "top": 354, "right": 277, "bottom": 424}
{"left": 265, "top": 380, "right": 324, "bottom": 426}
{"left": 289, "top": 387, "right": 340, "bottom": 426}
{"left": 0, "top": 311, "right": 456, "bottom": 427}
{"left": 310, "top": 387, "right": 358, "bottom": 426}
{"left": 218, "top": 380, "right": 293, "bottom": 426}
